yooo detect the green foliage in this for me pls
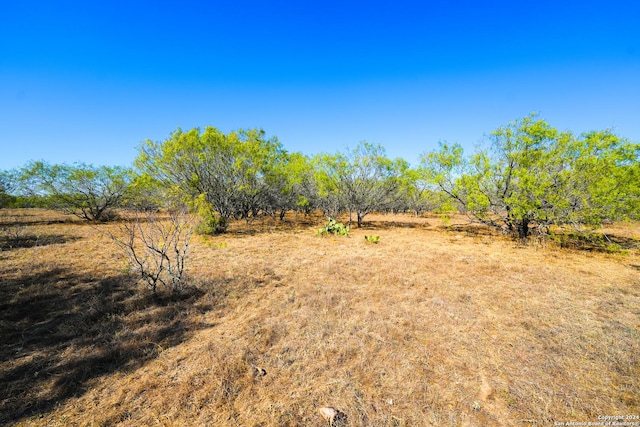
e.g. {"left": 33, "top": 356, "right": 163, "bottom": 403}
{"left": 192, "top": 194, "right": 228, "bottom": 235}
{"left": 311, "top": 153, "right": 344, "bottom": 217}
{"left": 0, "top": 192, "right": 16, "bottom": 209}
{"left": 273, "top": 151, "right": 318, "bottom": 217}
{"left": 422, "top": 114, "right": 640, "bottom": 239}
{"left": 195, "top": 213, "right": 228, "bottom": 235}
{"left": 16, "top": 161, "right": 133, "bottom": 221}
{"left": 136, "top": 126, "right": 304, "bottom": 231}
{"left": 316, "top": 217, "right": 350, "bottom": 236}
{"left": 393, "top": 164, "right": 454, "bottom": 216}
{"left": 124, "top": 173, "right": 164, "bottom": 211}
{"left": 0, "top": 171, "right": 16, "bottom": 208}
{"left": 364, "top": 235, "right": 380, "bottom": 243}
{"left": 313, "top": 142, "right": 405, "bottom": 226}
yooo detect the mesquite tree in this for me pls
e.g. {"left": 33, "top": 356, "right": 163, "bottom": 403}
{"left": 423, "top": 114, "right": 639, "bottom": 239}
{"left": 137, "top": 127, "right": 294, "bottom": 232}
{"left": 18, "top": 161, "right": 132, "bottom": 221}
{"left": 314, "top": 142, "right": 404, "bottom": 227}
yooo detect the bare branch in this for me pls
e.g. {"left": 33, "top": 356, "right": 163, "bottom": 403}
{"left": 106, "top": 209, "right": 194, "bottom": 294}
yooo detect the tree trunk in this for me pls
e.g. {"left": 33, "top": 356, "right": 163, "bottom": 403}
{"left": 517, "top": 217, "right": 530, "bottom": 240}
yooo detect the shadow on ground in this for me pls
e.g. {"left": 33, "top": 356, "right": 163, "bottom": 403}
{"left": 360, "top": 219, "right": 430, "bottom": 230}
{"left": 0, "top": 234, "right": 81, "bottom": 251}
{"left": 553, "top": 232, "right": 640, "bottom": 252}
{"left": 439, "top": 223, "right": 640, "bottom": 252}
{"left": 0, "top": 267, "right": 218, "bottom": 425}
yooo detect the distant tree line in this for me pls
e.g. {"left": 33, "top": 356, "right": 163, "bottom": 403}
{"left": 2, "top": 114, "right": 638, "bottom": 239}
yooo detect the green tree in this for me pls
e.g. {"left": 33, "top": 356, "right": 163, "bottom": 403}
{"left": 0, "top": 170, "right": 17, "bottom": 208}
{"left": 394, "top": 163, "right": 448, "bottom": 217}
{"left": 137, "top": 126, "right": 288, "bottom": 233}
{"left": 262, "top": 151, "right": 318, "bottom": 219}
{"left": 561, "top": 130, "right": 640, "bottom": 224}
{"left": 231, "top": 128, "right": 290, "bottom": 220}
{"left": 123, "top": 173, "right": 165, "bottom": 212}
{"left": 18, "top": 161, "right": 133, "bottom": 221}
{"left": 315, "top": 142, "right": 404, "bottom": 227}
{"left": 137, "top": 127, "right": 234, "bottom": 232}
{"left": 312, "top": 152, "right": 346, "bottom": 218}
{"left": 423, "top": 114, "right": 639, "bottom": 239}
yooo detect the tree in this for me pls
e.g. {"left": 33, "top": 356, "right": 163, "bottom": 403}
{"left": 18, "top": 161, "right": 133, "bottom": 221}
{"left": 469, "top": 115, "right": 569, "bottom": 238}
{"left": 312, "top": 153, "right": 346, "bottom": 218}
{"left": 560, "top": 130, "right": 640, "bottom": 224}
{"left": 394, "top": 163, "right": 449, "bottom": 217}
{"left": 137, "top": 127, "right": 234, "bottom": 232}
{"left": 420, "top": 141, "right": 468, "bottom": 212}
{"left": 423, "top": 114, "right": 639, "bottom": 239}
{"left": 123, "top": 173, "right": 164, "bottom": 212}
{"left": 261, "top": 151, "right": 318, "bottom": 219}
{"left": 136, "top": 127, "right": 288, "bottom": 233}
{"left": 230, "top": 128, "right": 290, "bottom": 220}
{"left": 0, "top": 170, "right": 17, "bottom": 208}
{"left": 315, "top": 142, "right": 404, "bottom": 227}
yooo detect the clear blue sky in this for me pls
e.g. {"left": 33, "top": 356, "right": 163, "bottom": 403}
{"left": 1, "top": 0, "right": 639, "bottom": 170}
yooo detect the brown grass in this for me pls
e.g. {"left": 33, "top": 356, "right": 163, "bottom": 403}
{"left": 1, "top": 209, "right": 639, "bottom": 426}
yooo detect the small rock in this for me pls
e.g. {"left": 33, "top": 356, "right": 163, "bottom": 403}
{"left": 318, "top": 407, "right": 338, "bottom": 422}
{"left": 318, "top": 407, "right": 348, "bottom": 426}
{"left": 251, "top": 364, "right": 267, "bottom": 377}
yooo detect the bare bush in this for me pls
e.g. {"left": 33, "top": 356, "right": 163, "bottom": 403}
{"left": 108, "top": 209, "right": 194, "bottom": 294}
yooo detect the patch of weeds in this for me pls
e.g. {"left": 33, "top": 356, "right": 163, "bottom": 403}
{"left": 604, "top": 242, "right": 627, "bottom": 254}
{"left": 199, "top": 237, "right": 227, "bottom": 249}
{"left": 364, "top": 235, "right": 380, "bottom": 244}
{"left": 316, "top": 218, "right": 350, "bottom": 236}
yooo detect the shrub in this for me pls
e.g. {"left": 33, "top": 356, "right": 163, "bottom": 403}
{"left": 107, "top": 209, "right": 194, "bottom": 295}
{"left": 192, "top": 194, "right": 229, "bottom": 235}
{"left": 316, "top": 217, "right": 350, "bottom": 236}
{"left": 364, "top": 235, "right": 380, "bottom": 244}
{"left": 195, "top": 214, "right": 228, "bottom": 235}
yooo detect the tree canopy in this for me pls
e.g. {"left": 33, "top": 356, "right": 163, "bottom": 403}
{"left": 314, "top": 142, "right": 405, "bottom": 227}
{"left": 136, "top": 126, "right": 307, "bottom": 232}
{"left": 422, "top": 114, "right": 640, "bottom": 238}
{"left": 16, "top": 161, "right": 133, "bottom": 221}
{"left": 3, "top": 116, "right": 638, "bottom": 238}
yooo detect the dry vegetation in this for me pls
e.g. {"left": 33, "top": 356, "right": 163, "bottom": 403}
{"left": 1, "top": 209, "right": 639, "bottom": 426}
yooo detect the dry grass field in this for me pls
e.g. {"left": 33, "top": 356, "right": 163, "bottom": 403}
{"left": 1, "top": 209, "right": 639, "bottom": 426}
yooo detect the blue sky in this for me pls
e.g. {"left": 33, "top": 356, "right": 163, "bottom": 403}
{"left": 1, "top": 0, "right": 639, "bottom": 170}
